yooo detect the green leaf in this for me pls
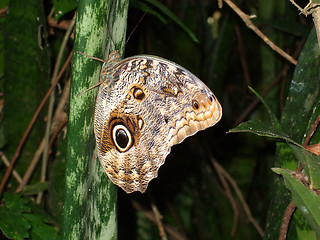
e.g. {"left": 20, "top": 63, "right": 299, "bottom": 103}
{"left": 0, "top": 193, "right": 31, "bottom": 240}
{"left": 227, "top": 87, "right": 300, "bottom": 147}
{"left": 144, "top": 0, "right": 198, "bottom": 43}
{"left": 22, "top": 181, "right": 49, "bottom": 195}
{"left": 272, "top": 168, "right": 320, "bottom": 236}
{"left": 53, "top": 0, "right": 78, "bottom": 20}
{"left": 228, "top": 119, "right": 299, "bottom": 146}
{"left": 0, "top": 207, "right": 31, "bottom": 240}
{"left": 131, "top": 0, "right": 167, "bottom": 24}
{"left": 0, "top": 193, "right": 60, "bottom": 239}
{"left": 24, "top": 213, "right": 59, "bottom": 240}
{"left": 248, "top": 86, "right": 280, "bottom": 128}
{"left": 289, "top": 144, "right": 320, "bottom": 189}
{"left": 280, "top": 29, "right": 320, "bottom": 144}
{"left": 4, "top": 192, "right": 30, "bottom": 212}
{"left": 263, "top": 27, "right": 320, "bottom": 238}
{"left": 29, "top": 202, "right": 55, "bottom": 225}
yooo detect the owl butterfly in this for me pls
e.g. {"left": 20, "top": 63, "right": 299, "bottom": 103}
{"left": 78, "top": 49, "right": 222, "bottom": 193}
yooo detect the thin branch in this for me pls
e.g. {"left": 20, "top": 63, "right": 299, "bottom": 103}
{"left": 289, "top": 0, "right": 319, "bottom": 16}
{"left": 15, "top": 115, "right": 68, "bottom": 193}
{"left": 233, "top": 39, "right": 303, "bottom": 126}
{"left": 48, "top": 18, "right": 72, "bottom": 31}
{"left": 211, "top": 157, "right": 264, "bottom": 237}
{"left": 233, "top": 65, "right": 288, "bottom": 126}
{"left": 0, "top": 152, "right": 22, "bottom": 183}
{"left": 223, "top": 0, "right": 297, "bottom": 65}
{"left": 16, "top": 79, "right": 70, "bottom": 193}
{"left": 289, "top": 1, "right": 320, "bottom": 59}
{"left": 166, "top": 202, "right": 190, "bottom": 240}
{"left": 132, "top": 200, "right": 187, "bottom": 240}
{"left": 150, "top": 197, "right": 168, "bottom": 240}
{"left": 36, "top": 13, "right": 75, "bottom": 204}
{"left": 0, "top": 50, "right": 73, "bottom": 196}
{"left": 278, "top": 201, "right": 296, "bottom": 240}
{"left": 213, "top": 158, "right": 239, "bottom": 236}
{"left": 235, "top": 24, "right": 252, "bottom": 88}
{"left": 16, "top": 138, "right": 45, "bottom": 193}
{"left": 0, "top": 6, "right": 8, "bottom": 17}
{"left": 304, "top": 114, "right": 320, "bottom": 147}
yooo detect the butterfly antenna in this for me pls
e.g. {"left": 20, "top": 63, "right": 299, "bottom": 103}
{"left": 125, "top": 11, "right": 148, "bottom": 44}
{"left": 106, "top": 24, "right": 116, "bottom": 51}
{"left": 76, "top": 51, "right": 108, "bottom": 63}
{"left": 77, "top": 81, "right": 103, "bottom": 96}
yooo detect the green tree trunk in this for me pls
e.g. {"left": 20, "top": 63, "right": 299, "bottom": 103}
{"left": 63, "top": 0, "right": 129, "bottom": 239}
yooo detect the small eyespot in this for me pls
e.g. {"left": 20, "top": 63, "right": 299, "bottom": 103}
{"left": 112, "top": 124, "right": 133, "bottom": 152}
{"left": 132, "top": 87, "right": 145, "bottom": 101}
{"left": 209, "top": 95, "right": 213, "bottom": 102}
{"left": 192, "top": 100, "right": 199, "bottom": 109}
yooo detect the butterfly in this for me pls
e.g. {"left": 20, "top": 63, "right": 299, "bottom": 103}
{"left": 79, "top": 50, "right": 222, "bottom": 193}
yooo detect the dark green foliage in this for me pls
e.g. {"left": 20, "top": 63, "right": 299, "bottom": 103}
{"left": 231, "top": 28, "right": 320, "bottom": 238}
{"left": 53, "top": 0, "right": 77, "bottom": 20}
{"left": 0, "top": 193, "right": 59, "bottom": 240}
{"left": 0, "top": 0, "right": 319, "bottom": 239}
{"left": 3, "top": 0, "right": 50, "bottom": 188}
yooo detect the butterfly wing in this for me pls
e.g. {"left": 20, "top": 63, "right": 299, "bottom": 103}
{"left": 94, "top": 54, "right": 222, "bottom": 193}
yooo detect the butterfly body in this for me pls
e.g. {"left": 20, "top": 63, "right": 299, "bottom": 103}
{"left": 93, "top": 51, "right": 222, "bottom": 193}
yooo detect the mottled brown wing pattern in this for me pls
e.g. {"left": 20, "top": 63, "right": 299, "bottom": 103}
{"left": 94, "top": 51, "right": 222, "bottom": 193}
